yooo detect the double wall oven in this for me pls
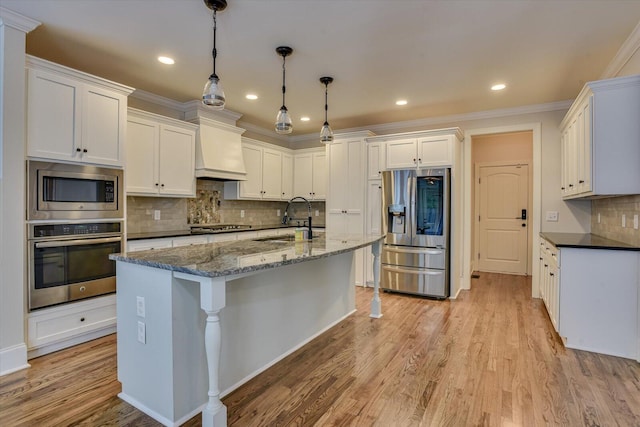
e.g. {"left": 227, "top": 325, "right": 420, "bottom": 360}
{"left": 27, "top": 161, "right": 123, "bottom": 310}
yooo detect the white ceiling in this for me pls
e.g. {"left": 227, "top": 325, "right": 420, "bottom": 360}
{"left": 4, "top": 0, "right": 640, "bottom": 138}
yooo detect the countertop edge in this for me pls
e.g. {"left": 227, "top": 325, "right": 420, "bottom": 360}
{"left": 540, "top": 232, "right": 640, "bottom": 251}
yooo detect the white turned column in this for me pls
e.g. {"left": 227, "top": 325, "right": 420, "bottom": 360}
{"left": 370, "top": 239, "right": 383, "bottom": 318}
{"left": 199, "top": 277, "right": 228, "bottom": 427}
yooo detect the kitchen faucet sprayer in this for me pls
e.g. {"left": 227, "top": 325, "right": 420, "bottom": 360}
{"left": 282, "top": 196, "right": 313, "bottom": 240}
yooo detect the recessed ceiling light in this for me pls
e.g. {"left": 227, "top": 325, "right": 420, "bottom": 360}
{"left": 300, "top": 117, "right": 310, "bottom": 122}
{"left": 157, "top": 56, "right": 175, "bottom": 65}
{"left": 245, "top": 94, "right": 258, "bottom": 100}
{"left": 491, "top": 83, "right": 506, "bottom": 91}
{"left": 395, "top": 100, "right": 408, "bottom": 106}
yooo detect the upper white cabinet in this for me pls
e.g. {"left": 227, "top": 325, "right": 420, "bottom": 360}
{"left": 366, "top": 141, "right": 386, "bottom": 180}
{"left": 293, "top": 149, "right": 326, "bottom": 200}
{"left": 379, "top": 129, "right": 463, "bottom": 170}
{"left": 26, "top": 56, "right": 133, "bottom": 167}
{"left": 327, "top": 137, "right": 366, "bottom": 234}
{"left": 126, "top": 109, "right": 197, "bottom": 197}
{"left": 224, "top": 139, "right": 289, "bottom": 200}
{"left": 560, "top": 74, "right": 640, "bottom": 198}
{"left": 281, "top": 153, "right": 294, "bottom": 200}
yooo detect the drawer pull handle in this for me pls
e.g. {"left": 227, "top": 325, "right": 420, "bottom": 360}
{"left": 80, "top": 317, "right": 85, "bottom": 322}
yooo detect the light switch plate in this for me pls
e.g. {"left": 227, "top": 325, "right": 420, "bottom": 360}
{"left": 545, "top": 211, "right": 558, "bottom": 222}
{"left": 153, "top": 210, "right": 161, "bottom": 220}
{"left": 634, "top": 214, "right": 639, "bottom": 230}
{"left": 597, "top": 213, "right": 601, "bottom": 223}
{"left": 622, "top": 214, "right": 626, "bottom": 227}
{"left": 315, "top": 210, "right": 319, "bottom": 217}
{"left": 240, "top": 210, "right": 245, "bottom": 218}
{"left": 136, "top": 296, "right": 145, "bottom": 318}
{"left": 277, "top": 209, "right": 280, "bottom": 217}
{"left": 137, "top": 321, "right": 146, "bottom": 344}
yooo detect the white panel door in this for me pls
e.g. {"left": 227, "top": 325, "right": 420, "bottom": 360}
{"left": 239, "top": 144, "right": 263, "bottom": 199}
{"left": 293, "top": 153, "right": 313, "bottom": 198}
{"left": 83, "top": 86, "right": 125, "bottom": 166}
{"left": 477, "top": 164, "right": 529, "bottom": 274}
{"left": 311, "top": 152, "right": 327, "bottom": 200}
{"left": 281, "top": 153, "right": 293, "bottom": 200}
{"left": 158, "top": 125, "right": 195, "bottom": 196}
{"left": 261, "top": 148, "right": 282, "bottom": 199}
{"left": 327, "top": 141, "right": 347, "bottom": 232}
{"left": 27, "top": 69, "right": 81, "bottom": 162}
{"left": 126, "top": 118, "right": 159, "bottom": 194}
{"left": 367, "top": 142, "right": 384, "bottom": 180}
{"left": 346, "top": 140, "right": 364, "bottom": 233}
{"left": 385, "top": 138, "right": 417, "bottom": 169}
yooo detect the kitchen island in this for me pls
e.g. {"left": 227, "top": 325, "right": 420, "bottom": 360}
{"left": 110, "top": 233, "right": 383, "bottom": 427}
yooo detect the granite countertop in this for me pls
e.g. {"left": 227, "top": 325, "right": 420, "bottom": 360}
{"left": 540, "top": 232, "right": 640, "bottom": 251}
{"left": 127, "top": 224, "right": 326, "bottom": 241}
{"left": 111, "top": 233, "right": 383, "bottom": 278}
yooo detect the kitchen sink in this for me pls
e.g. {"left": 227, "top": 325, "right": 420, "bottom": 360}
{"left": 252, "top": 234, "right": 319, "bottom": 243}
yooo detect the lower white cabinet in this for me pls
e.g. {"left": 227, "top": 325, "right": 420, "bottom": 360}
{"left": 171, "top": 235, "right": 209, "bottom": 247}
{"left": 539, "top": 235, "right": 639, "bottom": 360}
{"left": 27, "top": 295, "right": 116, "bottom": 358}
{"left": 127, "top": 237, "right": 173, "bottom": 252}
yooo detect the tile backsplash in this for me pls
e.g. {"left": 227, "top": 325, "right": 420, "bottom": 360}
{"left": 127, "top": 179, "right": 326, "bottom": 234}
{"left": 591, "top": 195, "right": 640, "bottom": 246}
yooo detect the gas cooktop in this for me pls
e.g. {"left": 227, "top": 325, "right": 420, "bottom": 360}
{"left": 190, "top": 224, "right": 253, "bottom": 234}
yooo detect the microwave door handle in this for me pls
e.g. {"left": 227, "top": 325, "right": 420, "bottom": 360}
{"left": 35, "top": 236, "right": 122, "bottom": 248}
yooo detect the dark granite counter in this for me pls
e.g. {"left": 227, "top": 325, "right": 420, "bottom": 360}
{"left": 540, "top": 232, "right": 640, "bottom": 251}
{"left": 127, "top": 224, "right": 325, "bottom": 241}
{"left": 111, "top": 233, "right": 382, "bottom": 278}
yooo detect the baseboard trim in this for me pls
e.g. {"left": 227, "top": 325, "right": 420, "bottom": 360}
{"left": 28, "top": 326, "right": 116, "bottom": 359}
{"left": 118, "top": 392, "right": 205, "bottom": 427}
{"left": 0, "top": 343, "right": 30, "bottom": 376}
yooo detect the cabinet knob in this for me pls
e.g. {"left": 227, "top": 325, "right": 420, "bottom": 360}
{"left": 561, "top": 187, "right": 565, "bottom": 190}
{"left": 83, "top": 148, "right": 88, "bottom": 153}
{"left": 544, "top": 264, "right": 548, "bottom": 267}
{"left": 80, "top": 317, "right": 85, "bottom": 322}
{"left": 155, "top": 183, "right": 159, "bottom": 186}
{"left": 161, "top": 183, "right": 164, "bottom": 187}
{"left": 418, "top": 158, "right": 422, "bottom": 162}
{"left": 579, "top": 180, "right": 584, "bottom": 184}
{"left": 568, "top": 184, "right": 574, "bottom": 187}
{"left": 413, "top": 158, "right": 416, "bottom": 162}
{"left": 550, "top": 273, "right": 554, "bottom": 277}
{"left": 282, "top": 192, "right": 285, "bottom": 195}
{"left": 76, "top": 148, "right": 81, "bottom": 152}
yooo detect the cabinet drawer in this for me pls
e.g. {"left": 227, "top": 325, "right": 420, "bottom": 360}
{"left": 381, "top": 264, "right": 446, "bottom": 296}
{"left": 28, "top": 296, "right": 116, "bottom": 349}
{"left": 382, "top": 245, "right": 445, "bottom": 269}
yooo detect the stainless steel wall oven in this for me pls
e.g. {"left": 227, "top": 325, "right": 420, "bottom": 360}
{"left": 28, "top": 222, "right": 122, "bottom": 310}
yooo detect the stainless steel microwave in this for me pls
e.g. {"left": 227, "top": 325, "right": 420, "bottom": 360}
{"left": 27, "top": 161, "right": 123, "bottom": 220}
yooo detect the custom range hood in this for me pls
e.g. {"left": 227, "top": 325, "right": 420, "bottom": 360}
{"left": 184, "top": 102, "right": 247, "bottom": 181}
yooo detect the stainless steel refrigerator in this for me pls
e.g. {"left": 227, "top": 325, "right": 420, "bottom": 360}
{"left": 381, "top": 168, "right": 450, "bottom": 298}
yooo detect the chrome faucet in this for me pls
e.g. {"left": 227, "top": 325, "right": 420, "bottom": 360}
{"left": 282, "top": 196, "right": 313, "bottom": 240}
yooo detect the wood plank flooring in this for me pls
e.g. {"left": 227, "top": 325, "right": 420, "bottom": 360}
{"left": 1, "top": 272, "right": 639, "bottom": 426}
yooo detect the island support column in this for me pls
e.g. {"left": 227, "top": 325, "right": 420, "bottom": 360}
{"left": 370, "top": 240, "right": 383, "bottom": 318}
{"left": 199, "top": 276, "right": 227, "bottom": 427}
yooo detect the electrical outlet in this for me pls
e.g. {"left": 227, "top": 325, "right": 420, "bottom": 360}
{"left": 137, "top": 321, "right": 146, "bottom": 344}
{"left": 597, "top": 213, "right": 601, "bottom": 224}
{"left": 634, "top": 214, "right": 639, "bottom": 230}
{"left": 622, "top": 214, "right": 626, "bottom": 227}
{"left": 136, "top": 296, "right": 145, "bottom": 318}
{"left": 545, "top": 211, "right": 558, "bottom": 222}
{"left": 315, "top": 210, "right": 319, "bottom": 217}
{"left": 153, "top": 210, "right": 161, "bottom": 220}
{"left": 277, "top": 209, "right": 281, "bottom": 217}
{"left": 240, "top": 210, "right": 245, "bottom": 218}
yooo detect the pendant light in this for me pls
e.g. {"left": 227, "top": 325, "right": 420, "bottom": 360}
{"left": 202, "top": 0, "right": 227, "bottom": 109}
{"left": 275, "top": 46, "right": 293, "bottom": 134}
{"left": 319, "top": 76, "right": 334, "bottom": 144}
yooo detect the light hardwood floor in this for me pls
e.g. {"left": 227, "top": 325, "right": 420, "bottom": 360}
{"left": 1, "top": 273, "right": 639, "bottom": 426}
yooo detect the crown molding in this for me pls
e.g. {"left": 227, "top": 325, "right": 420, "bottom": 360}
{"left": 130, "top": 89, "right": 185, "bottom": 111}
{"left": 0, "top": 7, "right": 40, "bottom": 33}
{"left": 237, "top": 120, "right": 290, "bottom": 143}
{"left": 600, "top": 20, "right": 640, "bottom": 79}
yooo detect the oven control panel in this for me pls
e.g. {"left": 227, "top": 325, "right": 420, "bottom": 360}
{"left": 32, "top": 222, "right": 122, "bottom": 238}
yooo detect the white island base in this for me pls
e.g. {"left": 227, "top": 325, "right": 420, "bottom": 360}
{"left": 116, "top": 246, "right": 380, "bottom": 427}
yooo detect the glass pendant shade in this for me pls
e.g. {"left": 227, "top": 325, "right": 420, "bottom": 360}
{"left": 202, "top": 74, "right": 225, "bottom": 109}
{"left": 275, "top": 106, "right": 293, "bottom": 134}
{"left": 320, "top": 122, "right": 333, "bottom": 144}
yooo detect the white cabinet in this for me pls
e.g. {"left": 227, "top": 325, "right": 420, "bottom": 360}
{"left": 281, "top": 153, "right": 294, "bottom": 200}
{"left": 171, "top": 235, "right": 209, "bottom": 247}
{"left": 560, "top": 74, "right": 640, "bottom": 198}
{"left": 224, "top": 140, "right": 285, "bottom": 200}
{"left": 293, "top": 149, "right": 326, "bottom": 200}
{"left": 27, "top": 295, "right": 116, "bottom": 358}
{"left": 26, "top": 56, "right": 133, "bottom": 167}
{"left": 367, "top": 141, "right": 386, "bottom": 179}
{"left": 126, "top": 109, "right": 197, "bottom": 197}
{"left": 327, "top": 138, "right": 365, "bottom": 234}
{"left": 385, "top": 134, "right": 456, "bottom": 169}
{"left": 127, "top": 237, "right": 173, "bottom": 252}
{"left": 539, "top": 237, "right": 560, "bottom": 332}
